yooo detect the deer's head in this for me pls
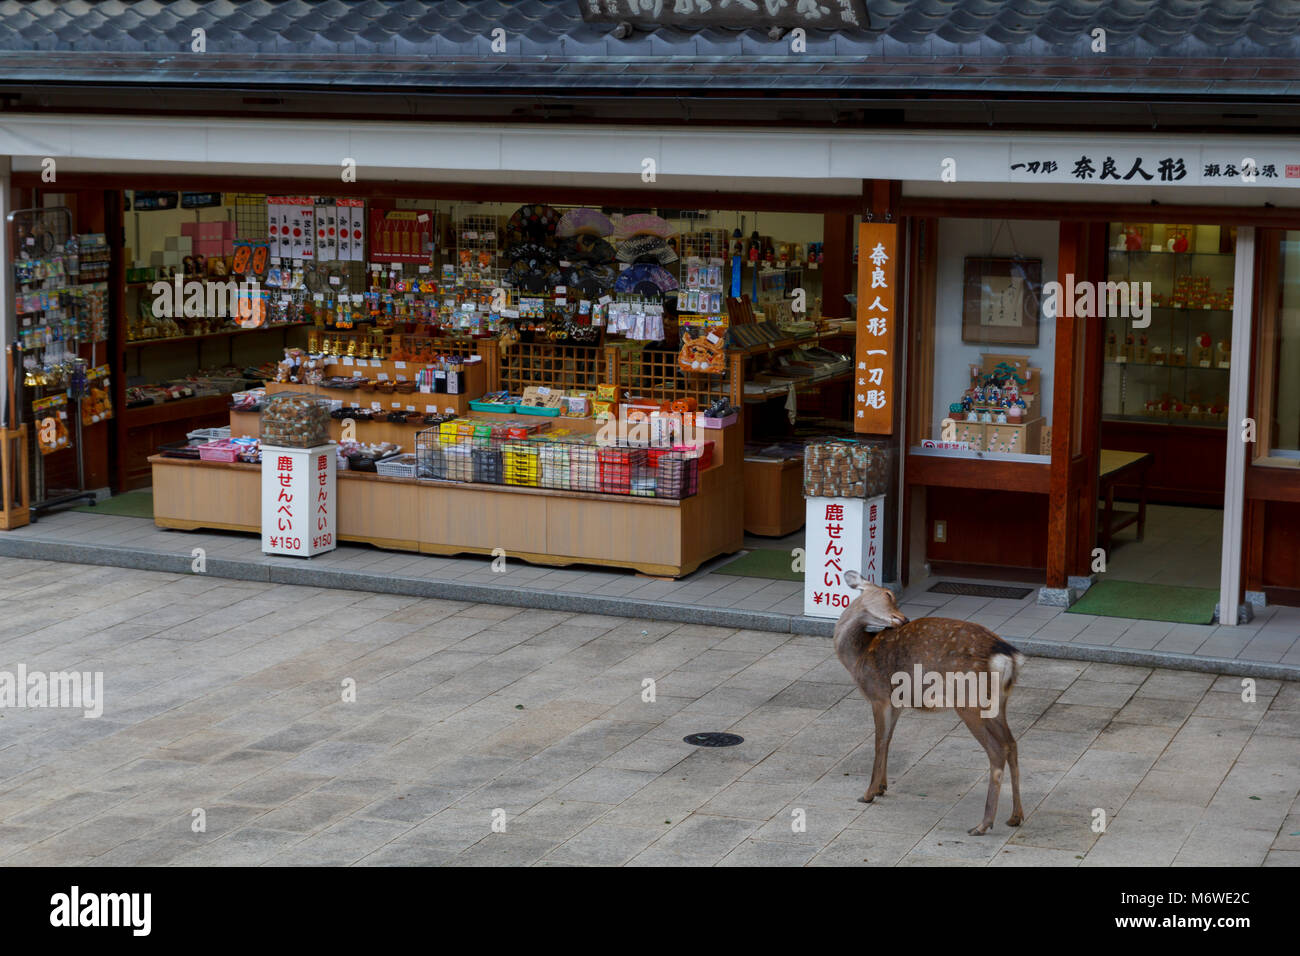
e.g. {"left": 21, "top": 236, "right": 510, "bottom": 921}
{"left": 843, "top": 570, "right": 909, "bottom": 631}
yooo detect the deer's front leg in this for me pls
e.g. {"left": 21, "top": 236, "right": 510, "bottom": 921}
{"left": 860, "top": 699, "right": 891, "bottom": 803}
{"left": 877, "top": 703, "right": 900, "bottom": 794}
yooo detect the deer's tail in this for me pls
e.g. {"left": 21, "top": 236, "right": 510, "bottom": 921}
{"left": 988, "top": 639, "right": 1025, "bottom": 696}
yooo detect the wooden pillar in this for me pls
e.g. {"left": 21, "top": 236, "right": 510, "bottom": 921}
{"left": 821, "top": 213, "right": 855, "bottom": 320}
{"left": 1047, "top": 220, "right": 1108, "bottom": 588}
{"left": 477, "top": 337, "right": 500, "bottom": 393}
{"left": 1047, "top": 222, "right": 1085, "bottom": 589}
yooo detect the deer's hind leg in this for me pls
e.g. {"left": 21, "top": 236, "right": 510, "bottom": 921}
{"left": 957, "top": 707, "right": 1008, "bottom": 836}
{"left": 986, "top": 710, "right": 1023, "bottom": 826}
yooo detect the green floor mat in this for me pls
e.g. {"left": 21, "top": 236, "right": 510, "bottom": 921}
{"left": 1066, "top": 580, "right": 1218, "bottom": 625}
{"left": 714, "top": 548, "right": 802, "bottom": 582}
{"left": 73, "top": 490, "right": 154, "bottom": 518}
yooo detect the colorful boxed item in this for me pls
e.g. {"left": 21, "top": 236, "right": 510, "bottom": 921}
{"left": 597, "top": 446, "right": 647, "bottom": 494}
{"left": 504, "top": 440, "right": 540, "bottom": 486}
{"left": 655, "top": 453, "right": 699, "bottom": 499}
{"left": 539, "top": 442, "right": 572, "bottom": 489}
{"left": 443, "top": 442, "right": 473, "bottom": 481}
{"left": 673, "top": 440, "right": 714, "bottom": 470}
{"left": 472, "top": 445, "right": 503, "bottom": 484}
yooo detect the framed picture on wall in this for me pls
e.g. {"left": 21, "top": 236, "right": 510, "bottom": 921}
{"left": 962, "top": 256, "right": 1042, "bottom": 346}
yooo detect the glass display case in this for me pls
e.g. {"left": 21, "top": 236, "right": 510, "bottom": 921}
{"left": 1102, "top": 229, "right": 1235, "bottom": 427}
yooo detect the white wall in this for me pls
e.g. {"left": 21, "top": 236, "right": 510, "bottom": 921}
{"left": 930, "top": 218, "right": 1059, "bottom": 440}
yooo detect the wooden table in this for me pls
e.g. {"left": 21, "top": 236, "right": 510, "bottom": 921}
{"left": 1098, "top": 449, "right": 1153, "bottom": 553}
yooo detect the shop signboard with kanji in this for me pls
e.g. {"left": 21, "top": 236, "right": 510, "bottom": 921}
{"left": 261, "top": 444, "right": 337, "bottom": 557}
{"left": 854, "top": 222, "right": 896, "bottom": 434}
{"left": 803, "top": 494, "right": 884, "bottom": 618}
{"left": 578, "top": 0, "right": 869, "bottom": 30}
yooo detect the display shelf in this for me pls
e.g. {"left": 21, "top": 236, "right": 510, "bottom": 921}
{"left": 147, "top": 419, "right": 742, "bottom": 577}
{"left": 1104, "top": 239, "right": 1236, "bottom": 424}
{"left": 124, "top": 322, "right": 312, "bottom": 348}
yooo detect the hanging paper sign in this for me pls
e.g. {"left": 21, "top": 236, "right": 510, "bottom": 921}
{"left": 854, "top": 222, "right": 897, "bottom": 435}
{"left": 181, "top": 192, "right": 223, "bottom": 209}
{"left": 131, "top": 190, "right": 179, "bottom": 211}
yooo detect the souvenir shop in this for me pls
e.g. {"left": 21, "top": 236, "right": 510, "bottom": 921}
{"left": 3, "top": 116, "right": 1300, "bottom": 621}
{"left": 2, "top": 179, "right": 864, "bottom": 576}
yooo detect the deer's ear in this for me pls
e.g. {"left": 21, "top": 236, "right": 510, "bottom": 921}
{"left": 844, "top": 570, "right": 866, "bottom": 589}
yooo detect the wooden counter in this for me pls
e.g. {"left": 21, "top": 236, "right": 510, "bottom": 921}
{"left": 743, "top": 456, "right": 805, "bottom": 537}
{"left": 149, "top": 420, "right": 744, "bottom": 577}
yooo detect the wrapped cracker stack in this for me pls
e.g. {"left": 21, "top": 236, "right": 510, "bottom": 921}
{"left": 803, "top": 440, "right": 892, "bottom": 498}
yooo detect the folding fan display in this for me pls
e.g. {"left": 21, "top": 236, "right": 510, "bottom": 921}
{"left": 613, "top": 213, "right": 674, "bottom": 240}
{"left": 614, "top": 263, "right": 679, "bottom": 295}
{"left": 508, "top": 259, "right": 560, "bottom": 293}
{"left": 556, "top": 208, "right": 613, "bottom": 238}
{"left": 556, "top": 234, "right": 617, "bottom": 264}
{"left": 556, "top": 263, "right": 617, "bottom": 297}
{"left": 505, "top": 204, "right": 561, "bottom": 242}
{"left": 504, "top": 241, "right": 556, "bottom": 268}
{"left": 616, "top": 235, "right": 678, "bottom": 265}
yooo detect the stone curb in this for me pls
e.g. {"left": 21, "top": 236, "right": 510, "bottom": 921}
{"left": 1, "top": 535, "right": 1295, "bottom": 680}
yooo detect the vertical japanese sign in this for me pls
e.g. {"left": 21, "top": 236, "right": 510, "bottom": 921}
{"left": 261, "top": 445, "right": 337, "bottom": 557}
{"left": 803, "top": 495, "right": 885, "bottom": 618}
{"left": 855, "top": 222, "right": 897, "bottom": 434}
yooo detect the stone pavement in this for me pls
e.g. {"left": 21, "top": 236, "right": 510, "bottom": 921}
{"left": 1, "top": 508, "right": 1297, "bottom": 677}
{"left": 0, "top": 557, "right": 1296, "bottom": 866}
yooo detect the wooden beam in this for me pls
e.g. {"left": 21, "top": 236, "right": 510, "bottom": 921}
{"left": 900, "top": 196, "right": 1300, "bottom": 228}
{"left": 10, "top": 172, "right": 858, "bottom": 215}
{"left": 1245, "top": 464, "right": 1300, "bottom": 503}
{"left": 904, "top": 453, "right": 1050, "bottom": 494}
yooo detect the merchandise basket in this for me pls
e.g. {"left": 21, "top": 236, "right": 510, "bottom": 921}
{"left": 413, "top": 429, "right": 699, "bottom": 499}
{"left": 198, "top": 439, "right": 243, "bottom": 463}
{"left": 374, "top": 453, "right": 418, "bottom": 478}
{"left": 346, "top": 450, "right": 400, "bottom": 473}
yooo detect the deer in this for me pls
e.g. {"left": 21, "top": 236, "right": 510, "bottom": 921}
{"left": 834, "top": 570, "right": 1026, "bottom": 836}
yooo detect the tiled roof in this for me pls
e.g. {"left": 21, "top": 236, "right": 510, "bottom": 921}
{"left": 2, "top": 0, "right": 1299, "bottom": 95}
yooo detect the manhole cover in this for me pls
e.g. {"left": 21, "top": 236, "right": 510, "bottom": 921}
{"left": 927, "top": 582, "right": 1033, "bottom": 600}
{"left": 683, "top": 732, "right": 744, "bottom": 747}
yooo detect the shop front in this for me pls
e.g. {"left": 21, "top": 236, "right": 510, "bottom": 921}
{"left": 3, "top": 115, "right": 1300, "bottom": 625}
{"left": 899, "top": 157, "right": 1300, "bottom": 622}
{"left": 1, "top": 123, "right": 874, "bottom": 577}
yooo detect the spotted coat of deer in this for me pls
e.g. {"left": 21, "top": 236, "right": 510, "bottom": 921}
{"left": 834, "top": 570, "right": 1026, "bottom": 835}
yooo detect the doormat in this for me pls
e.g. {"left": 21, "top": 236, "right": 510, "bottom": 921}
{"left": 713, "top": 549, "right": 802, "bottom": 581}
{"left": 1066, "top": 580, "right": 1218, "bottom": 625}
{"left": 73, "top": 490, "right": 154, "bottom": 519}
{"left": 928, "top": 582, "right": 1034, "bottom": 600}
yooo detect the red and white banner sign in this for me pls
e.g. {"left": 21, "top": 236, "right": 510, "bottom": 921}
{"left": 261, "top": 444, "right": 337, "bottom": 557}
{"left": 804, "top": 494, "right": 884, "bottom": 618}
